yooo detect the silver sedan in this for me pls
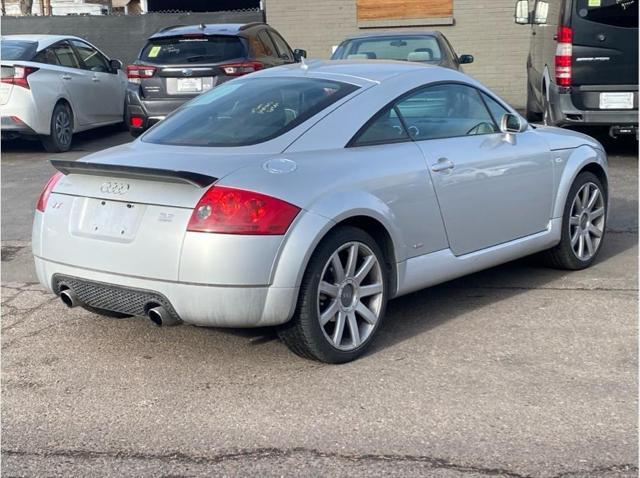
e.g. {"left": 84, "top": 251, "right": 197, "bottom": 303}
{"left": 33, "top": 60, "right": 608, "bottom": 363}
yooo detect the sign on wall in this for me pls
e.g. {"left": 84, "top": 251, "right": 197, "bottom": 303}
{"left": 356, "top": 0, "right": 454, "bottom": 27}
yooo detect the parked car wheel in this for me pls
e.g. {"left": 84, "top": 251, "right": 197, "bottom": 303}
{"left": 278, "top": 226, "right": 388, "bottom": 363}
{"left": 41, "top": 102, "right": 73, "bottom": 153}
{"left": 543, "top": 172, "right": 606, "bottom": 270}
{"left": 82, "top": 305, "right": 131, "bottom": 319}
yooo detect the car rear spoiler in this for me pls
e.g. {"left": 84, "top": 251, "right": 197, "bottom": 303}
{"left": 50, "top": 160, "right": 217, "bottom": 188}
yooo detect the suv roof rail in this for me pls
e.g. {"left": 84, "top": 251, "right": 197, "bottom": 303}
{"left": 157, "top": 24, "right": 187, "bottom": 33}
{"left": 239, "top": 22, "right": 266, "bottom": 31}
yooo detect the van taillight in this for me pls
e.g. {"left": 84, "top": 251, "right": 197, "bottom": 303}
{"left": 187, "top": 186, "right": 300, "bottom": 235}
{"left": 555, "top": 25, "right": 573, "bottom": 87}
{"left": 36, "top": 172, "right": 63, "bottom": 212}
{"left": 126, "top": 64, "right": 156, "bottom": 84}
{"left": 1, "top": 66, "right": 39, "bottom": 89}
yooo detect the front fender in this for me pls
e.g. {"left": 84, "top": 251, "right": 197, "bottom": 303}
{"left": 552, "top": 145, "right": 608, "bottom": 219}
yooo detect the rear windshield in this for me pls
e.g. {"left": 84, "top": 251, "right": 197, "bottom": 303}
{"left": 575, "top": 0, "right": 638, "bottom": 28}
{"left": 142, "top": 77, "right": 359, "bottom": 147}
{"left": 1, "top": 40, "right": 37, "bottom": 61}
{"left": 139, "top": 35, "right": 247, "bottom": 64}
{"left": 332, "top": 35, "right": 442, "bottom": 62}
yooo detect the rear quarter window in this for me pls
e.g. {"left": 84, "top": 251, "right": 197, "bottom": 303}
{"left": 140, "top": 35, "right": 247, "bottom": 64}
{"left": 575, "top": 0, "right": 638, "bottom": 28}
{"left": 0, "top": 40, "right": 37, "bottom": 61}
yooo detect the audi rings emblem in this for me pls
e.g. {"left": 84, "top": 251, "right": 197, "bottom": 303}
{"left": 100, "top": 181, "right": 130, "bottom": 195}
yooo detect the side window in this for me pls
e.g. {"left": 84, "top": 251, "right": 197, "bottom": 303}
{"left": 33, "top": 48, "right": 60, "bottom": 66}
{"left": 257, "top": 31, "right": 277, "bottom": 57}
{"left": 480, "top": 92, "right": 510, "bottom": 126}
{"left": 395, "top": 83, "right": 499, "bottom": 140}
{"left": 70, "top": 40, "right": 111, "bottom": 73}
{"left": 351, "top": 106, "right": 410, "bottom": 146}
{"left": 268, "top": 31, "right": 294, "bottom": 62}
{"left": 52, "top": 42, "right": 80, "bottom": 69}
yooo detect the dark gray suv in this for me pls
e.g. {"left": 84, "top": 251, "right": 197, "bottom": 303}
{"left": 125, "top": 22, "right": 306, "bottom": 136}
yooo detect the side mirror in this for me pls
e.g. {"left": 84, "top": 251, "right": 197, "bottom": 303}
{"left": 459, "top": 54, "right": 474, "bottom": 64}
{"left": 533, "top": 0, "right": 549, "bottom": 24}
{"left": 109, "top": 58, "right": 123, "bottom": 71}
{"left": 514, "top": 0, "right": 531, "bottom": 24}
{"left": 293, "top": 49, "right": 307, "bottom": 62}
{"left": 500, "top": 113, "right": 527, "bottom": 133}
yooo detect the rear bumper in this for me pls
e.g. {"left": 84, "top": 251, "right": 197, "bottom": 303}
{"left": 1, "top": 115, "right": 38, "bottom": 138}
{"left": 35, "top": 256, "right": 298, "bottom": 327}
{"left": 125, "top": 85, "right": 188, "bottom": 133}
{"left": 549, "top": 85, "right": 638, "bottom": 128}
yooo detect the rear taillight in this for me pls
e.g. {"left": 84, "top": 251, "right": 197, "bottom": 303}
{"left": 1, "top": 66, "right": 39, "bottom": 89}
{"left": 126, "top": 64, "right": 156, "bottom": 84}
{"left": 220, "top": 61, "right": 264, "bottom": 77}
{"left": 36, "top": 172, "right": 63, "bottom": 212}
{"left": 187, "top": 186, "right": 300, "bottom": 235}
{"left": 129, "top": 116, "right": 144, "bottom": 128}
{"left": 555, "top": 25, "right": 573, "bottom": 87}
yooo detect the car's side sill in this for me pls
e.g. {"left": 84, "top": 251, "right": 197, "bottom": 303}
{"left": 394, "top": 218, "right": 562, "bottom": 297}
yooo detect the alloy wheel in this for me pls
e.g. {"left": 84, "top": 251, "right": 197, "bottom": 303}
{"left": 569, "top": 182, "right": 605, "bottom": 261}
{"left": 317, "top": 241, "right": 384, "bottom": 351}
{"left": 55, "top": 109, "right": 71, "bottom": 147}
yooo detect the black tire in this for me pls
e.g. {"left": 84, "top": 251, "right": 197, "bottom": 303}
{"left": 525, "top": 82, "right": 542, "bottom": 122}
{"left": 278, "top": 226, "right": 388, "bottom": 363}
{"left": 41, "top": 102, "right": 73, "bottom": 153}
{"left": 542, "top": 171, "right": 607, "bottom": 270}
{"left": 82, "top": 304, "right": 131, "bottom": 319}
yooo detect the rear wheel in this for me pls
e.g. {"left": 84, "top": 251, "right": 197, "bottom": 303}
{"left": 41, "top": 102, "right": 73, "bottom": 153}
{"left": 278, "top": 226, "right": 388, "bottom": 363}
{"left": 542, "top": 172, "right": 606, "bottom": 270}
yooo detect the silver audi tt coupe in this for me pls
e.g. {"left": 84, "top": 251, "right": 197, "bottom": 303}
{"left": 33, "top": 60, "right": 608, "bottom": 363}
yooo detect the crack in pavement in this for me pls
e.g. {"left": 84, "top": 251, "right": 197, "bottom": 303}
{"left": 1, "top": 448, "right": 637, "bottom": 478}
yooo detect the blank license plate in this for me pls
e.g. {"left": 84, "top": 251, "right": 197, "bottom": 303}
{"left": 76, "top": 198, "right": 143, "bottom": 241}
{"left": 177, "top": 77, "right": 203, "bottom": 92}
{"left": 599, "top": 92, "right": 634, "bottom": 110}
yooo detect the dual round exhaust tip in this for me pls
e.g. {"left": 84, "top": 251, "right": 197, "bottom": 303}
{"left": 58, "top": 288, "right": 181, "bottom": 327}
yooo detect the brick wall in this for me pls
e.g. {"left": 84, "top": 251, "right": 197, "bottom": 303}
{"left": 265, "top": 0, "right": 530, "bottom": 107}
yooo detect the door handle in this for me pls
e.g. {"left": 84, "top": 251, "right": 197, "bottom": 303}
{"left": 431, "top": 158, "right": 455, "bottom": 172}
{"left": 61, "top": 75, "right": 72, "bottom": 80}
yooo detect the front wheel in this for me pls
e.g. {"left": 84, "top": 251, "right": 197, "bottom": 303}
{"left": 278, "top": 226, "right": 388, "bottom": 363}
{"left": 41, "top": 102, "right": 73, "bottom": 153}
{"left": 542, "top": 171, "right": 607, "bottom": 270}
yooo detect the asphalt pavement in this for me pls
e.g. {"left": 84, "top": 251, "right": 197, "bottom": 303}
{"left": 1, "top": 127, "right": 638, "bottom": 477}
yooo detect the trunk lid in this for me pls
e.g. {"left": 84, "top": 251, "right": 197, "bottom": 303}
{"left": 0, "top": 64, "right": 16, "bottom": 105}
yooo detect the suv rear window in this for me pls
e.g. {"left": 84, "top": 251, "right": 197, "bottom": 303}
{"left": 140, "top": 35, "right": 247, "bottom": 64}
{"left": 0, "top": 40, "right": 37, "bottom": 61}
{"left": 142, "top": 77, "right": 359, "bottom": 147}
{"left": 332, "top": 35, "right": 442, "bottom": 62}
{"left": 575, "top": 0, "right": 638, "bottom": 28}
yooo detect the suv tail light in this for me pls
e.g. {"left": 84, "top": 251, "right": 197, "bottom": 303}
{"left": 36, "top": 172, "right": 64, "bottom": 212}
{"left": 187, "top": 186, "right": 300, "bottom": 235}
{"left": 555, "top": 25, "right": 573, "bottom": 87}
{"left": 126, "top": 64, "right": 156, "bottom": 84}
{"left": 220, "top": 61, "right": 264, "bottom": 77}
{"left": 1, "top": 66, "right": 39, "bottom": 89}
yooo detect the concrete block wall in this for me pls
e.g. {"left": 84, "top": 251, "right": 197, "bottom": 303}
{"left": 265, "top": 0, "right": 530, "bottom": 107}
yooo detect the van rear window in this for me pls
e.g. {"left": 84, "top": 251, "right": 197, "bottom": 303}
{"left": 575, "top": 0, "right": 638, "bottom": 28}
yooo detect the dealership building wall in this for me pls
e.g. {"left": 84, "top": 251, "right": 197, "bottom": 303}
{"left": 265, "top": 0, "right": 530, "bottom": 107}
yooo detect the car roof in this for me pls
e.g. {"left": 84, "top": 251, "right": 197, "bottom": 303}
{"left": 254, "top": 59, "right": 463, "bottom": 85}
{"left": 149, "top": 22, "right": 266, "bottom": 40}
{"left": 2, "top": 34, "right": 84, "bottom": 50}
{"left": 341, "top": 30, "right": 442, "bottom": 41}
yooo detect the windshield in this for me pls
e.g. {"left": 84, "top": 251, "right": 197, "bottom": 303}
{"left": 140, "top": 35, "right": 247, "bottom": 64}
{"left": 332, "top": 35, "right": 443, "bottom": 62}
{"left": 142, "top": 77, "right": 359, "bottom": 147}
{"left": 575, "top": 0, "right": 638, "bottom": 28}
{"left": 1, "top": 40, "right": 37, "bottom": 61}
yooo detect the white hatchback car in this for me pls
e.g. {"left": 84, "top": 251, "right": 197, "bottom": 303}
{"left": 1, "top": 35, "right": 127, "bottom": 152}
